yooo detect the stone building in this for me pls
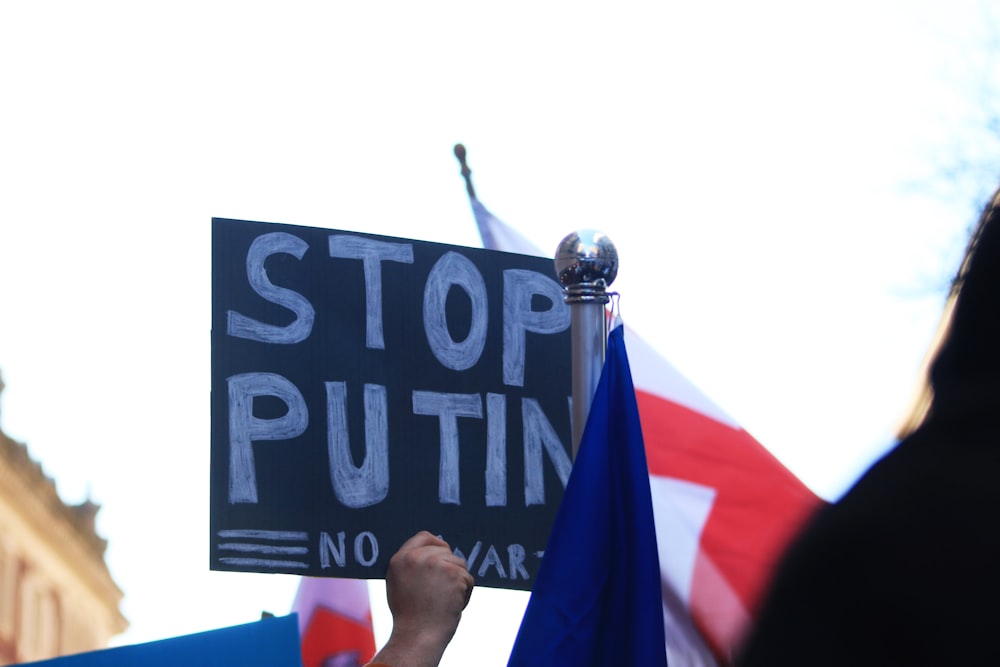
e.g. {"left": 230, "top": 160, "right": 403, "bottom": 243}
{"left": 0, "top": 375, "right": 127, "bottom": 664}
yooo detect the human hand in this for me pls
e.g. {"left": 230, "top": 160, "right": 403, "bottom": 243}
{"left": 366, "top": 531, "right": 474, "bottom": 667}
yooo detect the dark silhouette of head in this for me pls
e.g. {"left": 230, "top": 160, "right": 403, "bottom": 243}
{"left": 927, "top": 187, "right": 1000, "bottom": 422}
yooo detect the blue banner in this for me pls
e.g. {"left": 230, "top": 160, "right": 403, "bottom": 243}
{"left": 20, "top": 615, "right": 302, "bottom": 667}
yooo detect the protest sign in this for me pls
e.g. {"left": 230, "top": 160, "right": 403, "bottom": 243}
{"left": 211, "top": 218, "right": 573, "bottom": 590}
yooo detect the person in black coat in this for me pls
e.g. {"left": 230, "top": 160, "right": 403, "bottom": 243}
{"left": 737, "top": 187, "right": 1000, "bottom": 665}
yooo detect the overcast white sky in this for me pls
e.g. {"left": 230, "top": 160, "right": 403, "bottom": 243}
{"left": 1, "top": 2, "right": 997, "bottom": 665}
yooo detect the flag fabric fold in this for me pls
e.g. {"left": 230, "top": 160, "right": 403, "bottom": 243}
{"left": 507, "top": 322, "right": 668, "bottom": 667}
{"left": 291, "top": 577, "right": 376, "bottom": 667}
{"left": 470, "top": 195, "right": 822, "bottom": 664}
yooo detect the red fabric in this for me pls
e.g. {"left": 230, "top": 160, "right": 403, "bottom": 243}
{"left": 638, "top": 389, "right": 821, "bottom": 660}
{"left": 300, "top": 606, "right": 376, "bottom": 667}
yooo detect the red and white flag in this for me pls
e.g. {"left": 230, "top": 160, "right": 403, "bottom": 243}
{"left": 291, "top": 577, "right": 376, "bottom": 667}
{"left": 470, "top": 196, "right": 821, "bottom": 665}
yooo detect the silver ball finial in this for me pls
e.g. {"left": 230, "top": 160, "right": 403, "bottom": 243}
{"left": 553, "top": 229, "right": 618, "bottom": 303}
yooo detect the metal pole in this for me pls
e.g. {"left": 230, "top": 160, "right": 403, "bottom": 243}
{"left": 554, "top": 230, "right": 619, "bottom": 459}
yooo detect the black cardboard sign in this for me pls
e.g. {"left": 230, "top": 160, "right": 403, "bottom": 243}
{"left": 210, "top": 218, "right": 573, "bottom": 590}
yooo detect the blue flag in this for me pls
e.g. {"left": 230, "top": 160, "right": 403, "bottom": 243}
{"left": 19, "top": 615, "right": 303, "bottom": 667}
{"left": 508, "top": 323, "right": 668, "bottom": 666}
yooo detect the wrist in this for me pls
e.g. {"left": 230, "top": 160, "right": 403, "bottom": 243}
{"left": 368, "top": 622, "right": 454, "bottom": 667}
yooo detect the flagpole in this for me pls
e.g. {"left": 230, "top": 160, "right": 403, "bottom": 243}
{"left": 454, "top": 144, "right": 476, "bottom": 199}
{"left": 554, "top": 230, "right": 618, "bottom": 458}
